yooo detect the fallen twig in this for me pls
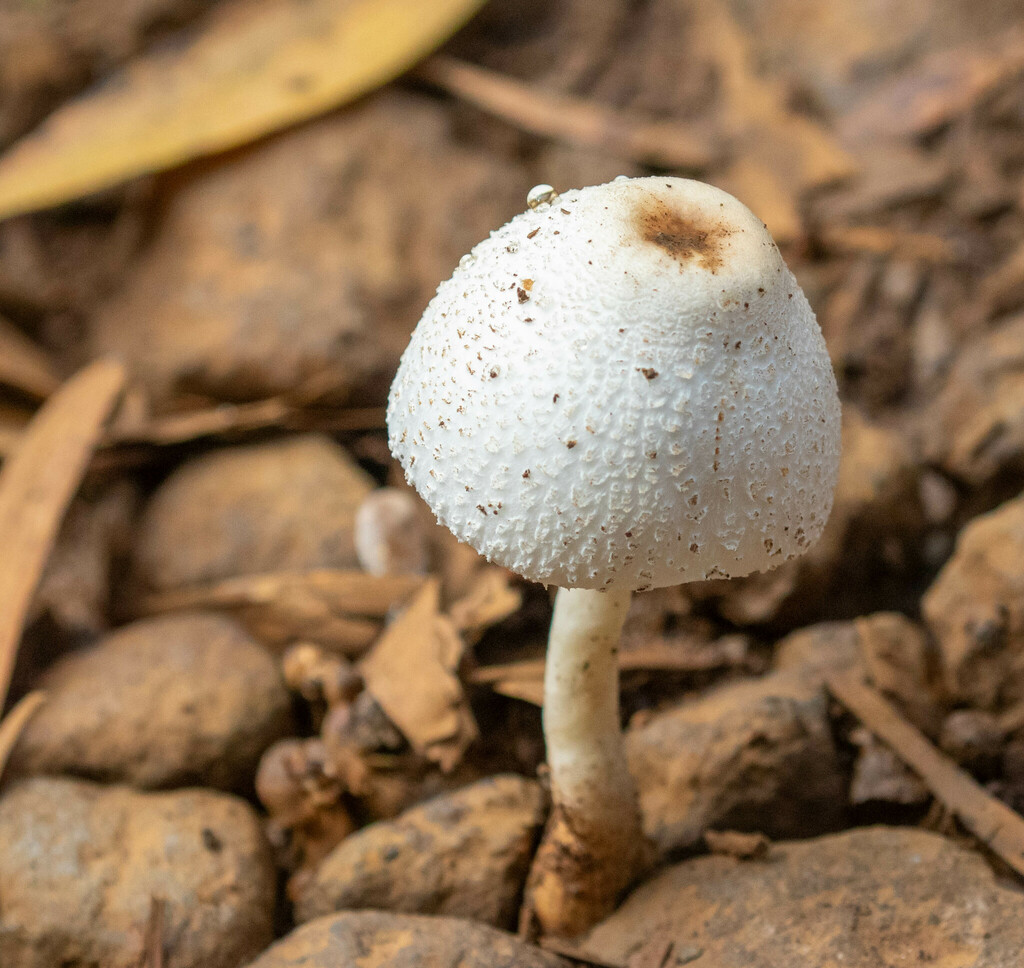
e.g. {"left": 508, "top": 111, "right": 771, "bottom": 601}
{"left": 0, "top": 690, "right": 45, "bottom": 782}
{"left": 0, "top": 359, "right": 125, "bottom": 708}
{"left": 828, "top": 669, "right": 1024, "bottom": 878}
{"left": 417, "top": 56, "right": 719, "bottom": 172}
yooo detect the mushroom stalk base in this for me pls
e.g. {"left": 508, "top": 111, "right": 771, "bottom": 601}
{"left": 522, "top": 586, "right": 650, "bottom": 938}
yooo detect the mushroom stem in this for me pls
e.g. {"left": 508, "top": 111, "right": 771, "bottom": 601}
{"left": 522, "top": 586, "right": 650, "bottom": 938}
{"left": 544, "top": 586, "right": 634, "bottom": 817}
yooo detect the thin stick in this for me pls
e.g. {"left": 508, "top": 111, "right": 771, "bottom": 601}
{"left": 0, "top": 360, "right": 124, "bottom": 708}
{"left": 417, "top": 56, "right": 719, "bottom": 172}
{"left": 0, "top": 690, "right": 45, "bottom": 781}
{"left": 472, "top": 640, "right": 747, "bottom": 686}
{"left": 828, "top": 669, "right": 1024, "bottom": 877}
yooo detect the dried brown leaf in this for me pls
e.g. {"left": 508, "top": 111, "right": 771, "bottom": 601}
{"left": 813, "top": 142, "right": 950, "bottom": 223}
{"left": 980, "top": 241, "right": 1024, "bottom": 319}
{"left": 695, "top": 3, "right": 857, "bottom": 193}
{"left": 140, "top": 569, "right": 424, "bottom": 655}
{"left": 0, "top": 0, "right": 488, "bottom": 219}
{"left": 435, "top": 526, "right": 489, "bottom": 602}
{"left": 359, "top": 578, "right": 477, "bottom": 771}
{"left": 0, "top": 359, "right": 124, "bottom": 706}
{"left": 718, "top": 158, "right": 802, "bottom": 245}
{"left": 448, "top": 567, "right": 521, "bottom": 641}
{"left": 840, "top": 33, "right": 1024, "bottom": 142}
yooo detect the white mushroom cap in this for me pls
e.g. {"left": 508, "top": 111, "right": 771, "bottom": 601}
{"left": 387, "top": 176, "right": 841, "bottom": 591}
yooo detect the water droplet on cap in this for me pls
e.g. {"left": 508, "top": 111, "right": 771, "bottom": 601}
{"left": 527, "top": 184, "right": 558, "bottom": 209}
{"left": 614, "top": 174, "right": 630, "bottom": 182}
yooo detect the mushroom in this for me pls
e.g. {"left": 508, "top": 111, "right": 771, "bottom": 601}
{"left": 386, "top": 176, "right": 842, "bottom": 935}
{"left": 354, "top": 487, "right": 431, "bottom": 576}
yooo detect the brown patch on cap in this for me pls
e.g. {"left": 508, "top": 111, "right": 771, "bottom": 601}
{"left": 635, "top": 195, "right": 732, "bottom": 273}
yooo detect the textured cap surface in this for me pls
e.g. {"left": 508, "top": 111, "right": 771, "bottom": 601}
{"left": 388, "top": 177, "right": 841, "bottom": 590}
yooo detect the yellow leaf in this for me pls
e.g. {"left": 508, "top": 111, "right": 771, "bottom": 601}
{"left": 0, "top": 0, "right": 486, "bottom": 221}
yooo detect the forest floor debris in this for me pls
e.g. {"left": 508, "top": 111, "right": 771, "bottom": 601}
{"left": 3, "top": 0, "right": 1024, "bottom": 963}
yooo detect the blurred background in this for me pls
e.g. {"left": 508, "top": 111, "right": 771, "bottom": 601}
{"left": 3, "top": 0, "right": 1024, "bottom": 965}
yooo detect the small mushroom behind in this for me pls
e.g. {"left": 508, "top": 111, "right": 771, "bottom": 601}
{"left": 354, "top": 487, "right": 431, "bottom": 577}
{"left": 387, "top": 176, "right": 841, "bottom": 937}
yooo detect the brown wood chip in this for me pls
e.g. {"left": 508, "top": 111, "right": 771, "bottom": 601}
{"left": 0, "top": 359, "right": 124, "bottom": 707}
{"left": 828, "top": 669, "right": 1024, "bottom": 879}
{"left": 359, "top": 577, "right": 477, "bottom": 771}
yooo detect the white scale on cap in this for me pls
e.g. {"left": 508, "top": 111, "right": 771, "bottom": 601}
{"left": 388, "top": 176, "right": 841, "bottom": 592}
